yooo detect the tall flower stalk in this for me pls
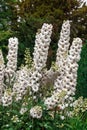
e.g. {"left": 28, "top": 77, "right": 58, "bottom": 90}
{"left": 0, "top": 50, "right": 5, "bottom": 103}
{"left": 5, "top": 37, "right": 19, "bottom": 80}
{"left": 56, "top": 20, "right": 70, "bottom": 68}
{"left": 29, "top": 23, "right": 53, "bottom": 93}
{"left": 44, "top": 21, "right": 82, "bottom": 117}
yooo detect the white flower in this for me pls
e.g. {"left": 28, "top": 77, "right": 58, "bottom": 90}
{"left": 20, "top": 107, "right": 27, "bottom": 115}
{"left": 20, "top": 102, "right": 28, "bottom": 115}
{"left": 44, "top": 91, "right": 67, "bottom": 110}
{"left": 2, "top": 89, "right": 13, "bottom": 106}
{"left": 29, "top": 71, "right": 41, "bottom": 92}
{"left": 31, "top": 85, "right": 39, "bottom": 92}
{"left": 60, "top": 115, "right": 65, "bottom": 120}
{"left": 30, "top": 106, "right": 42, "bottom": 119}
{"left": 11, "top": 115, "right": 20, "bottom": 123}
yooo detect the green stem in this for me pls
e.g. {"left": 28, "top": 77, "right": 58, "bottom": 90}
{"left": 32, "top": 118, "right": 34, "bottom": 130}
{"left": 54, "top": 107, "right": 57, "bottom": 120}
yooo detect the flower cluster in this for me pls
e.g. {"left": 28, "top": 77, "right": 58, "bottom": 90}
{"left": 0, "top": 21, "right": 83, "bottom": 121}
{"left": 28, "top": 70, "right": 42, "bottom": 92}
{"left": 20, "top": 102, "right": 28, "bottom": 115}
{"left": 54, "top": 22, "right": 82, "bottom": 99}
{"left": 0, "top": 50, "right": 5, "bottom": 103}
{"left": 56, "top": 20, "right": 70, "bottom": 69}
{"left": 44, "top": 91, "right": 66, "bottom": 110}
{"left": 13, "top": 67, "right": 30, "bottom": 101}
{"left": 44, "top": 21, "right": 82, "bottom": 112}
{"left": 5, "top": 37, "right": 19, "bottom": 78}
{"left": 30, "top": 106, "right": 42, "bottom": 119}
{"left": 33, "top": 23, "right": 53, "bottom": 70}
{"left": 54, "top": 20, "right": 71, "bottom": 94}
{"left": 11, "top": 115, "right": 20, "bottom": 123}
{"left": 62, "top": 38, "right": 82, "bottom": 97}
{"left": 71, "top": 96, "right": 87, "bottom": 116}
{"left": 2, "top": 88, "right": 12, "bottom": 106}
{"left": 29, "top": 23, "right": 53, "bottom": 92}
{"left": 24, "top": 48, "right": 33, "bottom": 69}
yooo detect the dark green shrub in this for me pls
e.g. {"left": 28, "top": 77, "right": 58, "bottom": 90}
{"left": 76, "top": 40, "right": 87, "bottom": 98}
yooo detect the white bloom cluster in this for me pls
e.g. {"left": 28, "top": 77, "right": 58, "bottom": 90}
{"left": 44, "top": 93, "right": 59, "bottom": 110}
{"left": 30, "top": 106, "right": 42, "bottom": 119}
{"left": 29, "top": 70, "right": 42, "bottom": 92}
{"left": 56, "top": 20, "right": 70, "bottom": 69}
{"left": 29, "top": 23, "right": 53, "bottom": 92}
{"left": 2, "top": 89, "right": 12, "bottom": 106}
{"left": 0, "top": 21, "right": 83, "bottom": 121}
{"left": 0, "top": 50, "right": 5, "bottom": 103}
{"left": 71, "top": 96, "right": 87, "bottom": 116}
{"left": 11, "top": 115, "right": 20, "bottom": 123}
{"left": 54, "top": 22, "right": 82, "bottom": 98}
{"left": 44, "top": 91, "right": 66, "bottom": 110}
{"left": 54, "top": 73, "right": 64, "bottom": 94}
{"left": 68, "top": 38, "right": 82, "bottom": 62}
{"left": 33, "top": 23, "right": 53, "bottom": 70}
{"left": 13, "top": 67, "right": 30, "bottom": 101}
{"left": 62, "top": 38, "right": 82, "bottom": 97}
{"left": 5, "top": 37, "right": 19, "bottom": 77}
{"left": 45, "top": 21, "right": 82, "bottom": 111}
{"left": 20, "top": 102, "right": 28, "bottom": 115}
{"left": 60, "top": 115, "right": 65, "bottom": 120}
{"left": 20, "top": 107, "right": 28, "bottom": 115}
{"left": 53, "top": 38, "right": 82, "bottom": 110}
{"left": 54, "top": 20, "right": 70, "bottom": 94}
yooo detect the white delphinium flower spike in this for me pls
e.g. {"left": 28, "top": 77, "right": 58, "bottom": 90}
{"left": 0, "top": 50, "right": 5, "bottom": 103}
{"left": 54, "top": 20, "right": 70, "bottom": 93}
{"left": 29, "top": 23, "right": 53, "bottom": 92}
{"left": 33, "top": 23, "right": 53, "bottom": 71}
{"left": 5, "top": 37, "right": 19, "bottom": 78}
{"left": 44, "top": 21, "right": 82, "bottom": 113}
{"left": 52, "top": 38, "right": 82, "bottom": 110}
{"left": 63, "top": 38, "right": 82, "bottom": 97}
{"left": 56, "top": 20, "right": 70, "bottom": 69}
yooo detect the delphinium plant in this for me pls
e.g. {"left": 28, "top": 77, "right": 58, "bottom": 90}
{"left": 0, "top": 20, "right": 86, "bottom": 130}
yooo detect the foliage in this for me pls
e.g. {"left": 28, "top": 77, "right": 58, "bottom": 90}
{"left": 0, "top": 98, "right": 87, "bottom": 130}
{"left": 70, "top": 5, "right": 87, "bottom": 40}
{"left": 76, "top": 40, "right": 87, "bottom": 98}
{"left": 16, "top": 16, "right": 46, "bottom": 66}
{"left": 15, "top": 0, "right": 87, "bottom": 40}
{"left": 0, "top": 0, "right": 17, "bottom": 62}
{"left": 10, "top": 0, "right": 87, "bottom": 67}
